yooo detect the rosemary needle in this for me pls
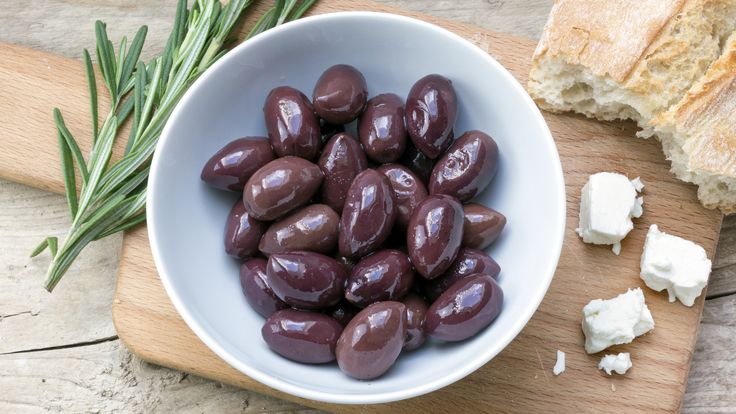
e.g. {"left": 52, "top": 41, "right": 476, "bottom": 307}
{"left": 33, "top": 0, "right": 317, "bottom": 291}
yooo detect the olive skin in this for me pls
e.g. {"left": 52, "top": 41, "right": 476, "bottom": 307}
{"left": 239, "top": 258, "right": 288, "bottom": 317}
{"left": 258, "top": 204, "right": 339, "bottom": 256}
{"left": 359, "top": 93, "right": 407, "bottom": 163}
{"left": 201, "top": 137, "right": 274, "bottom": 191}
{"left": 243, "top": 157, "right": 324, "bottom": 221}
{"left": 403, "top": 293, "right": 428, "bottom": 351}
{"left": 424, "top": 248, "right": 501, "bottom": 301}
{"left": 463, "top": 204, "right": 506, "bottom": 250}
{"left": 266, "top": 251, "right": 347, "bottom": 309}
{"left": 377, "top": 164, "right": 428, "bottom": 230}
{"left": 426, "top": 274, "right": 503, "bottom": 342}
{"left": 407, "top": 195, "right": 464, "bottom": 279}
{"left": 224, "top": 200, "right": 268, "bottom": 258}
{"left": 345, "top": 250, "right": 415, "bottom": 308}
{"left": 262, "top": 309, "right": 344, "bottom": 364}
{"left": 336, "top": 301, "right": 407, "bottom": 380}
{"left": 328, "top": 300, "right": 361, "bottom": 327}
{"left": 317, "top": 133, "right": 368, "bottom": 213}
{"left": 429, "top": 130, "right": 499, "bottom": 202}
{"left": 405, "top": 75, "right": 458, "bottom": 159}
{"left": 263, "top": 86, "right": 321, "bottom": 160}
{"left": 338, "top": 169, "right": 397, "bottom": 258}
{"left": 313, "top": 64, "right": 368, "bottom": 124}
{"left": 399, "top": 140, "right": 436, "bottom": 185}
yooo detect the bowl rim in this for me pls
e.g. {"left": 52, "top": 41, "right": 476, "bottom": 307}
{"left": 148, "top": 10, "right": 566, "bottom": 405}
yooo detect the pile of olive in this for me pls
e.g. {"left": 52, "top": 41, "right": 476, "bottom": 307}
{"left": 201, "top": 64, "right": 507, "bottom": 380}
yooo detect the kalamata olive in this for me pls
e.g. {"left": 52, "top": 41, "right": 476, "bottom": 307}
{"left": 243, "top": 157, "right": 323, "bottom": 221}
{"left": 334, "top": 255, "right": 357, "bottom": 273}
{"left": 319, "top": 120, "right": 345, "bottom": 146}
{"left": 338, "top": 169, "right": 397, "bottom": 258}
{"left": 317, "top": 133, "right": 367, "bottom": 213}
{"left": 426, "top": 274, "right": 503, "bottom": 341}
{"left": 400, "top": 140, "right": 436, "bottom": 185}
{"left": 336, "top": 301, "right": 407, "bottom": 380}
{"left": 263, "top": 86, "right": 321, "bottom": 160}
{"left": 377, "top": 164, "right": 428, "bottom": 230}
{"left": 224, "top": 200, "right": 268, "bottom": 258}
{"left": 262, "top": 309, "right": 343, "bottom": 364}
{"left": 406, "top": 75, "right": 458, "bottom": 159}
{"left": 328, "top": 300, "right": 360, "bottom": 326}
{"left": 258, "top": 204, "right": 339, "bottom": 256}
{"left": 463, "top": 204, "right": 506, "bottom": 250}
{"left": 424, "top": 248, "right": 500, "bottom": 301}
{"left": 239, "top": 258, "right": 288, "bottom": 317}
{"left": 407, "top": 195, "right": 464, "bottom": 279}
{"left": 345, "top": 250, "right": 415, "bottom": 307}
{"left": 201, "top": 137, "right": 274, "bottom": 191}
{"left": 429, "top": 130, "right": 499, "bottom": 202}
{"left": 359, "top": 93, "right": 407, "bottom": 163}
{"left": 313, "top": 64, "right": 368, "bottom": 124}
{"left": 403, "top": 293, "right": 428, "bottom": 351}
{"left": 267, "top": 251, "right": 347, "bottom": 309}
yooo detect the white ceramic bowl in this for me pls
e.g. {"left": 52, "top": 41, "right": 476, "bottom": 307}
{"left": 149, "top": 12, "right": 565, "bottom": 405}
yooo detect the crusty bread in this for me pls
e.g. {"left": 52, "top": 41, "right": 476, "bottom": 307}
{"left": 528, "top": 0, "right": 736, "bottom": 135}
{"left": 651, "top": 33, "right": 736, "bottom": 213}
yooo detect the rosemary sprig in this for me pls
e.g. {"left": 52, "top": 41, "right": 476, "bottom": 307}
{"left": 32, "top": 0, "right": 317, "bottom": 292}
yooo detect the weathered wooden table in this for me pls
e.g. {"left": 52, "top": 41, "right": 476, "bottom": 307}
{"left": 1, "top": 1, "right": 734, "bottom": 412}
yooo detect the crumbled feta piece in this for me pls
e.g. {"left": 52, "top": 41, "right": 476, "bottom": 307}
{"left": 640, "top": 224, "right": 712, "bottom": 307}
{"left": 577, "top": 173, "right": 644, "bottom": 254}
{"left": 553, "top": 350, "right": 565, "bottom": 375}
{"left": 598, "top": 353, "right": 632, "bottom": 375}
{"left": 630, "top": 177, "right": 644, "bottom": 192}
{"left": 612, "top": 242, "right": 622, "bottom": 256}
{"left": 581, "top": 288, "right": 654, "bottom": 354}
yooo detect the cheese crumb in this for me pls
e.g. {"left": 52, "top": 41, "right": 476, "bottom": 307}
{"left": 553, "top": 350, "right": 565, "bottom": 375}
{"left": 598, "top": 353, "right": 632, "bottom": 375}
{"left": 582, "top": 288, "right": 654, "bottom": 354}
{"left": 640, "top": 224, "right": 712, "bottom": 306}
{"left": 577, "top": 173, "right": 644, "bottom": 254}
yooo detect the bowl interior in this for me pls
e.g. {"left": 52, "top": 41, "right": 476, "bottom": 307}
{"left": 149, "top": 12, "right": 565, "bottom": 404}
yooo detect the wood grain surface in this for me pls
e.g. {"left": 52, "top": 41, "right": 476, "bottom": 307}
{"left": 1, "top": 1, "right": 735, "bottom": 413}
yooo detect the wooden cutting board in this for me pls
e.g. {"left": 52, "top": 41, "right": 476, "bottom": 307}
{"left": 0, "top": 1, "right": 723, "bottom": 412}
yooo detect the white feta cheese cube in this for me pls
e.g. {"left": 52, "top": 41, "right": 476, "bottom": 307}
{"left": 577, "top": 172, "right": 644, "bottom": 253}
{"left": 640, "top": 224, "right": 712, "bottom": 307}
{"left": 598, "top": 353, "right": 632, "bottom": 375}
{"left": 553, "top": 350, "right": 565, "bottom": 375}
{"left": 581, "top": 288, "right": 654, "bottom": 354}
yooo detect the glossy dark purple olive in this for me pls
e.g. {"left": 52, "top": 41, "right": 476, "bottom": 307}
{"left": 266, "top": 251, "right": 347, "bottom": 309}
{"left": 424, "top": 248, "right": 501, "bottom": 301}
{"left": 312, "top": 64, "right": 368, "bottom": 124}
{"left": 377, "top": 164, "right": 428, "bottom": 230}
{"left": 345, "top": 250, "right": 415, "bottom": 308}
{"left": 328, "top": 300, "right": 361, "bottom": 327}
{"left": 429, "top": 130, "right": 499, "bottom": 202}
{"left": 336, "top": 301, "right": 407, "bottom": 380}
{"left": 262, "top": 309, "right": 343, "bottom": 363}
{"left": 200, "top": 137, "right": 274, "bottom": 191}
{"left": 338, "top": 169, "right": 397, "bottom": 258}
{"left": 403, "top": 293, "right": 428, "bottom": 351}
{"left": 463, "top": 204, "right": 506, "bottom": 250}
{"left": 317, "top": 133, "right": 367, "bottom": 213}
{"left": 400, "top": 140, "right": 436, "bottom": 185}
{"left": 239, "top": 258, "right": 287, "bottom": 317}
{"left": 258, "top": 204, "right": 339, "bottom": 256}
{"left": 426, "top": 274, "right": 503, "bottom": 341}
{"left": 359, "top": 93, "right": 407, "bottom": 163}
{"left": 319, "top": 120, "right": 345, "bottom": 146}
{"left": 407, "top": 195, "right": 464, "bottom": 279}
{"left": 243, "top": 157, "right": 323, "bottom": 221}
{"left": 263, "top": 86, "right": 321, "bottom": 160}
{"left": 224, "top": 200, "right": 268, "bottom": 258}
{"left": 405, "top": 74, "right": 458, "bottom": 159}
